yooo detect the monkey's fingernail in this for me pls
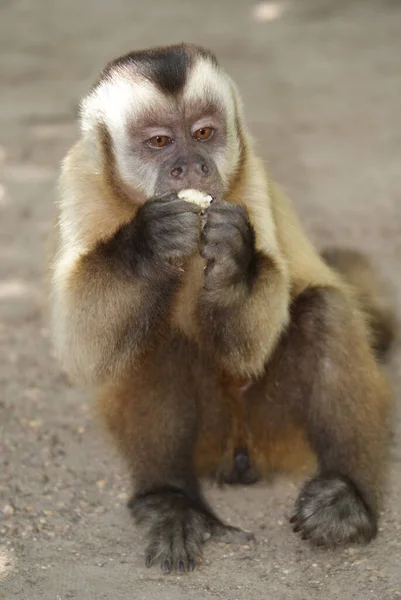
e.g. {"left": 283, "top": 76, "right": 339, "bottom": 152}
{"left": 177, "top": 560, "right": 185, "bottom": 573}
{"left": 289, "top": 515, "right": 297, "bottom": 524}
{"left": 162, "top": 559, "right": 172, "bottom": 573}
{"left": 188, "top": 557, "right": 196, "bottom": 571}
{"left": 145, "top": 554, "right": 152, "bottom": 568}
{"left": 293, "top": 525, "right": 301, "bottom": 533}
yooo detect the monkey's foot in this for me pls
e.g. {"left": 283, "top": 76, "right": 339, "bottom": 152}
{"left": 291, "top": 475, "right": 377, "bottom": 547}
{"left": 129, "top": 489, "right": 236, "bottom": 573}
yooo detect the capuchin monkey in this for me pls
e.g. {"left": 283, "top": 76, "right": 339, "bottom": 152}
{"left": 50, "top": 43, "right": 395, "bottom": 574}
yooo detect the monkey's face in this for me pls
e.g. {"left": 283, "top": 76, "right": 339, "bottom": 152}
{"left": 129, "top": 104, "right": 226, "bottom": 201}
{"left": 80, "top": 44, "right": 244, "bottom": 203}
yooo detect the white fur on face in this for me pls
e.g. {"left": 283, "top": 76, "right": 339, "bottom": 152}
{"left": 80, "top": 66, "right": 168, "bottom": 135}
{"left": 79, "top": 57, "right": 243, "bottom": 197}
{"left": 183, "top": 59, "right": 242, "bottom": 185}
{"left": 80, "top": 68, "right": 171, "bottom": 196}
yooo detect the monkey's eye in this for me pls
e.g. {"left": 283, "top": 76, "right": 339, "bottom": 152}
{"left": 193, "top": 127, "right": 214, "bottom": 142}
{"left": 147, "top": 135, "right": 172, "bottom": 148}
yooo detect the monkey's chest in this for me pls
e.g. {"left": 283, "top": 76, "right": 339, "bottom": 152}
{"left": 170, "top": 254, "right": 206, "bottom": 337}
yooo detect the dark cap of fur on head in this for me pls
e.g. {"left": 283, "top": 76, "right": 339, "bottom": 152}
{"left": 98, "top": 43, "right": 218, "bottom": 96}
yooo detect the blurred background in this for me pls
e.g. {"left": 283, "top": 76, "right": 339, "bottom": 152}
{"left": 0, "top": 1, "right": 400, "bottom": 599}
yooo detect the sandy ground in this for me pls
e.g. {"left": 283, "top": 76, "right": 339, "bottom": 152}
{"left": 0, "top": 0, "right": 400, "bottom": 598}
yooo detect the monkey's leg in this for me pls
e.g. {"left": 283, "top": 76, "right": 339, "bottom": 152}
{"left": 97, "top": 338, "right": 247, "bottom": 573}
{"left": 251, "top": 286, "right": 392, "bottom": 546}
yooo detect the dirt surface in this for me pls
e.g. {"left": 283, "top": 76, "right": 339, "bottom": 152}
{"left": 1, "top": 0, "right": 400, "bottom": 598}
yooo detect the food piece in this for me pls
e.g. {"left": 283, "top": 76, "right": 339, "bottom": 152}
{"left": 177, "top": 189, "right": 213, "bottom": 210}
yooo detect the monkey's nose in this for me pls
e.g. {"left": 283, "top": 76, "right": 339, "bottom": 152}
{"left": 194, "top": 162, "right": 210, "bottom": 176}
{"left": 171, "top": 166, "right": 182, "bottom": 178}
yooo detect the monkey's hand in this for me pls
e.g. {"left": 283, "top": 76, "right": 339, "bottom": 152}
{"left": 135, "top": 193, "right": 202, "bottom": 265}
{"left": 201, "top": 201, "right": 256, "bottom": 299}
{"left": 197, "top": 201, "right": 289, "bottom": 378}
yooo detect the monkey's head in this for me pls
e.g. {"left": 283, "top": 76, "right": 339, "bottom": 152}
{"left": 80, "top": 43, "right": 246, "bottom": 203}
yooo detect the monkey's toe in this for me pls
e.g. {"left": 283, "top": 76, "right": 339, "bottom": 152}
{"left": 145, "top": 527, "right": 199, "bottom": 574}
{"left": 292, "top": 475, "right": 377, "bottom": 547}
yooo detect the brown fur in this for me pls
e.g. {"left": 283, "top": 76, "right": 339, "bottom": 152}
{"left": 91, "top": 163, "right": 394, "bottom": 511}
{"left": 322, "top": 247, "right": 396, "bottom": 357}
{"left": 50, "top": 44, "right": 395, "bottom": 569}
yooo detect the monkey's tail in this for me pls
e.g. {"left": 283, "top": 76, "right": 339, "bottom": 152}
{"left": 321, "top": 247, "right": 397, "bottom": 359}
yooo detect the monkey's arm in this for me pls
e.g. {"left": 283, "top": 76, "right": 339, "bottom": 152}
{"left": 197, "top": 199, "right": 290, "bottom": 379}
{"left": 51, "top": 224, "right": 183, "bottom": 386}
{"left": 51, "top": 147, "right": 201, "bottom": 385}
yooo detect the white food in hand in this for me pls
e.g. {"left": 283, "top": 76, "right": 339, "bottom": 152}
{"left": 177, "top": 189, "right": 212, "bottom": 209}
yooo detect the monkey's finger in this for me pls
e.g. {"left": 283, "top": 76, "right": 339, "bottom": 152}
{"left": 203, "top": 216, "right": 247, "bottom": 237}
{"left": 171, "top": 523, "right": 188, "bottom": 572}
{"left": 144, "top": 540, "right": 162, "bottom": 568}
{"left": 145, "top": 553, "right": 155, "bottom": 568}
{"left": 204, "top": 208, "right": 241, "bottom": 230}
{"left": 161, "top": 557, "right": 173, "bottom": 574}
{"left": 201, "top": 224, "right": 231, "bottom": 245}
{"left": 182, "top": 537, "right": 203, "bottom": 568}
{"left": 291, "top": 514, "right": 321, "bottom": 542}
{"left": 200, "top": 242, "right": 224, "bottom": 263}
{"left": 202, "top": 224, "right": 245, "bottom": 255}
{"left": 205, "top": 199, "right": 237, "bottom": 213}
{"left": 205, "top": 208, "right": 252, "bottom": 244}
{"left": 169, "top": 199, "right": 205, "bottom": 214}
{"left": 149, "top": 199, "right": 202, "bottom": 218}
{"left": 150, "top": 217, "right": 201, "bottom": 246}
{"left": 151, "top": 192, "right": 180, "bottom": 204}
{"left": 155, "top": 213, "right": 200, "bottom": 233}
{"left": 176, "top": 560, "right": 186, "bottom": 574}
{"left": 206, "top": 201, "right": 249, "bottom": 222}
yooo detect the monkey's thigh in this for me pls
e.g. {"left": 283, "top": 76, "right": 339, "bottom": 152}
{"left": 96, "top": 336, "right": 232, "bottom": 481}
{"left": 246, "top": 382, "right": 316, "bottom": 479}
{"left": 245, "top": 297, "right": 327, "bottom": 478}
